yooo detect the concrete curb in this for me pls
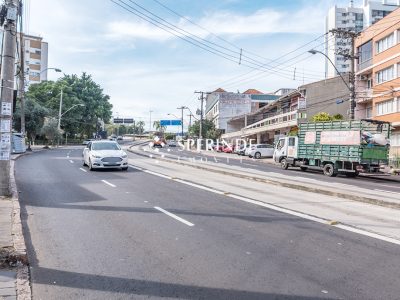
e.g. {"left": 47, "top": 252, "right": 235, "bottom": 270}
{"left": 7, "top": 151, "right": 39, "bottom": 300}
{"left": 128, "top": 147, "right": 400, "bottom": 210}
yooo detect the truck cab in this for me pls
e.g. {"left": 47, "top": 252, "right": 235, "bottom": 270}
{"left": 273, "top": 136, "right": 298, "bottom": 164}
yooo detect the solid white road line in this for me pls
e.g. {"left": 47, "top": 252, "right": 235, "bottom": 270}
{"left": 79, "top": 168, "right": 87, "bottom": 173}
{"left": 374, "top": 189, "right": 400, "bottom": 195}
{"left": 154, "top": 206, "right": 194, "bottom": 227}
{"left": 102, "top": 180, "right": 116, "bottom": 188}
{"left": 129, "top": 164, "right": 143, "bottom": 171}
{"left": 379, "top": 184, "right": 400, "bottom": 189}
{"left": 129, "top": 163, "right": 400, "bottom": 246}
{"left": 69, "top": 160, "right": 74, "bottom": 163}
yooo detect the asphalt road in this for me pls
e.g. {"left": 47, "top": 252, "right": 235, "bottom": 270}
{"left": 142, "top": 145, "right": 400, "bottom": 193}
{"left": 16, "top": 147, "right": 400, "bottom": 299}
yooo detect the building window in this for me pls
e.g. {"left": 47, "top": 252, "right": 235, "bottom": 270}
{"left": 391, "top": 134, "right": 400, "bottom": 147}
{"left": 376, "top": 33, "right": 395, "bottom": 54}
{"left": 376, "top": 98, "right": 396, "bottom": 116}
{"left": 376, "top": 66, "right": 394, "bottom": 84}
{"left": 366, "top": 106, "right": 372, "bottom": 118}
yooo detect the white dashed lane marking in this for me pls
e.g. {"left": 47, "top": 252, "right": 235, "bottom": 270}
{"left": 102, "top": 180, "right": 116, "bottom": 188}
{"left": 79, "top": 168, "right": 87, "bottom": 173}
{"left": 154, "top": 206, "right": 194, "bottom": 227}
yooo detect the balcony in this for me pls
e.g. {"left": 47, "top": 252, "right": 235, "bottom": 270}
{"left": 222, "top": 110, "right": 298, "bottom": 139}
{"left": 357, "top": 59, "right": 372, "bottom": 73}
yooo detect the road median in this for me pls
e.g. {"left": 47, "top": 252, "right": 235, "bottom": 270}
{"left": 128, "top": 146, "right": 400, "bottom": 210}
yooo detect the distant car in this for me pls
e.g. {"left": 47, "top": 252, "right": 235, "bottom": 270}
{"left": 82, "top": 140, "right": 128, "bottom": 171}
{"left": 222, "top": 145, "right": 234, "bottom": 153}
{"left": 82, "top": 139, "right": 93, "bottom": 145}
{"left": 117, "top": 136, "right": 123, "bottom": 140}
{"left": 168, "top": 141, "right": 177, "bottom": 147}
{"left": 248, "top": 144, "right": 275, "bottom": 159}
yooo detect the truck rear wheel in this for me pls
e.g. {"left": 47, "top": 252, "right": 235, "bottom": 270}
{"left": 323, "top": 164, "right": 337, "bottom": 177}
{"left": 300, "top": 166, "right": 308, "bottom": 172}
{"left": 280, "top": 158, "right": 289, "bottom": 170}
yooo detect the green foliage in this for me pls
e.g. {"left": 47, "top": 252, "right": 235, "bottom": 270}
{"left": 153, "top": 120, "right": 166, "bottom": 132}
{"left": 311, "top": 112, "right": 344, "bottom": 122}
{"left": 189, "top": 119, "right": 222, "bottom": 139}
{"left": 164, "top": 133, "right": 176, "bottom": 140}
{"left": 41, "top": 118, "right": 61, "bottom": 145}
{"left": 288, "top": 127, "right": 298, "bottom": 136}
{"left": 26, "top": 72, "right": 113, "bottom": 138}
{"left": 13, "top": 99, "right": 49, "bottom": 142}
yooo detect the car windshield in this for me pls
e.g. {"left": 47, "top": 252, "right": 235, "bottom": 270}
{"left": 92, "top": 142, "right": 121, "bottom": 151}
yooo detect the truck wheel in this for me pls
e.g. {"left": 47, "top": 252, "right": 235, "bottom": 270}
{"left": 254, "top": 152, "right": 261, "bottom": 159}
{"left": 280, "top": 158, "right": 289, "bottom": 170}
{"left": 323, "top": 164, "right": 337, "bottom": 177}
{"left": 300, "top": 166, "right": 307, "bottom": 172}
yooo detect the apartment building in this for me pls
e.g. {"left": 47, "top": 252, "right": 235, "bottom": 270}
{"left": 325, "top": 0, "right": 399, "bottom": 78}
{"left": 355, "top": 7, "right": 400, "bottom": 156}
{"left": 21, "top": 34, "right": 48, "bottom": 87}
{"left": 205, "top": 88, "right": 279, "bottom": 133}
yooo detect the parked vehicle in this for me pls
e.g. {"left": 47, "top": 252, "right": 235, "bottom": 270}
{"left": 248, "top": 144, "right": 274, "bottom": 159}
{"left": 82, "top": 139, "right": 94, "bottom": 145}
{"left": 222, "top": 144, "right": 234, "bottom": 153}
{"left": 167, "top": 140, "right": 177, "bottom": 147}
{"left": 237, "top": 144, "right": 250, "bottom": 156}
{"left": 82, "top": 140, "right": 128, "bottom": 171}
{"left": 273, "top": 120, "right": 391, "bottom": 177}
{"left": 117, "top": 136, "right": 123, "bottom": 140}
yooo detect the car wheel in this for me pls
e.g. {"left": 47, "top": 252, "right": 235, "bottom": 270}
{"left": 121, "top": 167, "right": 128, "bottom": 171}
{"left": 280, "top": 158, "right": 289, "bottom": 170}
{"left": 323, "top": 164, "right": 337, "bottom": 177}
{"left": 83, "top": 159, "right": 87, "bottom": 167}
{"left": 254, "top": 152, "right": 261, "bottom": 159}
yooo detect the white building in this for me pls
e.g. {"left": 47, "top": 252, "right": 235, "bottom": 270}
{"left": 325, "top": 0, "right": 399, "bottom": 78}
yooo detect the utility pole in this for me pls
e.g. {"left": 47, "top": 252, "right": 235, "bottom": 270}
{"left": 194, "top": 91, "right": 210, "bottom": 139}
{"left": 176, "top": 106, "right": 187, "bottom": 138}
{"left": 0, "top": 0, "right": 19, "bottom": 196}
{"left": 18, "top": 31, "right": 25, "bottom": 136}
{"left": 329, "top": 29, "right": 359, "bottom": 120}
{"left": 149, "top": 110, "right": 153, "bottom": 132}
{"left": 187, "top": 114, "right": 193, "bottom": 129}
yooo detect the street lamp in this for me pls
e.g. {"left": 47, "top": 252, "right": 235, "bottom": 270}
{"left": 42, "top": 67, "right": 62, "bottom": 74}
{"left": 308, "top": 49, "right": 355, "bottom": 119}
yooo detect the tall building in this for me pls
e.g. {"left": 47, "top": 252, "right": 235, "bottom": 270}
{"left": 355, "top": 7, "right": 400, "bottom": 157}
{"left": 20, "top": 34, "right": 48, "bottom": 87}
{"left": 325, "top": 0, "right": 399, "bottom": 78}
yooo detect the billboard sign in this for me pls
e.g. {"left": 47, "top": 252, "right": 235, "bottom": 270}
{"left": 113, "top": 118, "right": 123, "bottom": 124}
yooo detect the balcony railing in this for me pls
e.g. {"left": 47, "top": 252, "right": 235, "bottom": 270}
{"left": 357, "top": 59, "right": 372, "bottom": 72}
{"left": 222, "top": 110, "right": 298, "bottom": 139}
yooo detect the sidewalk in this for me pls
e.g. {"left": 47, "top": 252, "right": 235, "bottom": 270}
{"left": 0, "top": 150, "right": 34, "bottom": 300}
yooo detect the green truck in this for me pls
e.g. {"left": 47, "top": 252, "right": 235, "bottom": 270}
{"left": 273, "top": 119, "right": 391, "bottom": 177}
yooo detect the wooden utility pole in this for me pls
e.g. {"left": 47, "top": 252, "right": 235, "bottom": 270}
{"left": 0, "top": 0, "right": 19, "bottom": 196}
{"left": 18, "top": 32, "right": 25, "bottom": 136}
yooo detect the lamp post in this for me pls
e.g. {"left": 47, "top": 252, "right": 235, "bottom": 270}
{"left": 308, "top": 49, "right": 355, "bottom": 120}
{"left": 57, "top": 102, "right": 85, "bottom": 145}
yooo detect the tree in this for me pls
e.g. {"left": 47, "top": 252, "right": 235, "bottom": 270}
{"left": 311, "top": 112, "right": 344, "bottom": 122}
{"left": 13, "top": 99, "right": 49, "bottom": 144}
{"left": 41, "top": 118, "right": 61, "bottom": 146}
{"left": 27, "top": 73, "right": 113, "bottom": 138}
{"left": 189, "top": 119, "right": 222, "bottom": 139}
{"left": 136, "top": 121, "right": 145, "bottom": 134}
{"left": 153, "top": 120, "right": 166, "bottom": 132}
{"left": 118, "top": 125, "right": 127, "bottom": 135}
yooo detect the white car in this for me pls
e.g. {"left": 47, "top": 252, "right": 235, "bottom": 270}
{"left": 248, "top": 144, "right": 275, "bottom": 159}
{"left": 83, "top": 140, "right": 128, "bottom": 171}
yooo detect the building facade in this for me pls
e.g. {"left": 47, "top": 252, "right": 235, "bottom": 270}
{"left": 221, "top": 76, "right": 350, "bottom": 144}
{"left": 205, "top": 89, "right": 279, "bottom": 133}
{"left": 21, "top": 34, "right": 49, "bottom": 87}
{"left": 325, "top": 0, "right": 399, "bottom": 78}
{"left": 355, "top": 7, "right": 400, "bottom": 158}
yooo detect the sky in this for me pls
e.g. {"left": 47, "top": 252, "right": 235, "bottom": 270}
{"left": 28, "top": 0, "right": 354, "bottom": 130}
